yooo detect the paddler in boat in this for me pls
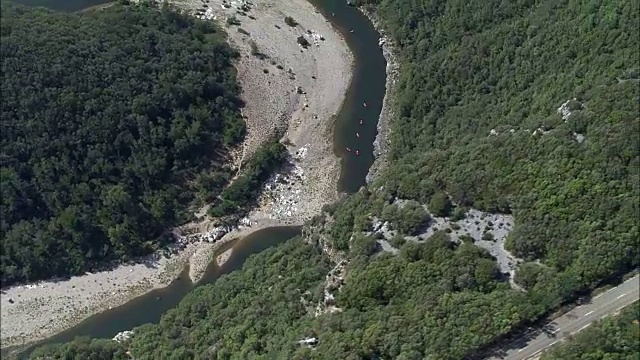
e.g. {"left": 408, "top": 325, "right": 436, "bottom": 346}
{"left": 355, "top": 132, "right": 360, "bottom": 138}
{"left": 345, "top": 147, "right": 352, "bottom": 152}
{"left": 363, "top": 102, "right": 367, "bottom": 107}
{"left": 355, "top": 150, "right": 360, "bottom": 156}
{"left": 359, "top": 119, "right": 363, "bottom": 125}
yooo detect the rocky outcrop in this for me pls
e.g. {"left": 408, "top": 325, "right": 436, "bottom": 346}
{"left": 113, "top": 330, "right": 133, "bottom": 343}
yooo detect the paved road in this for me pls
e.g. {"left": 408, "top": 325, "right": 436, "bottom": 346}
{"left": 489, "top": 274, "right": 639, "bottom": 360}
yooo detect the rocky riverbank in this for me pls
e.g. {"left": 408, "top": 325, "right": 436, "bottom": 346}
{"left": 360, "top": 6, "right": 399, "bottom": 183}
{"left": 0, "top": 0, "right": 353, "bottom": 351}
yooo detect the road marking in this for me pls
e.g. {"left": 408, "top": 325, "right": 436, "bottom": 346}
{"left": 613, "top": 306, "right": 626, "bottom": 316}
{"left": 573, "top": 323, "right": 591, "bottom": 334}
{"left": 492, "top": 277, "right": 639, "bottom": 359}
{"left": 534, "top": 340, "right": 561, "bottom": 356}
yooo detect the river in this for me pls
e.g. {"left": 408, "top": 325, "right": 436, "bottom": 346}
{"left": 8, "top": 0, "right": 386, "bottom": 357}
{"left": 15, "top": 226, "right": 302, "bottom": 358}
{"left": 314, "top": 0, "right": 387, "bottom": 194}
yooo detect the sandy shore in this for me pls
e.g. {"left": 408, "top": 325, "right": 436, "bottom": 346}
{"left": 216, "top": 248, "right": 234, "bottom": 267}
{"left": 0, "top": 240, "right": 205, "bottom": 351}
{"left": 185, "top": 216, "right": 282, "bottom": 283}
{"left": 188, "top": 0, "right": 352, "bottom": 222}
{"left": 0, "top": 0, "right": 352, "bottom": 351}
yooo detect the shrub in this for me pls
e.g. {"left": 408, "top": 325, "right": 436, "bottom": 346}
{"left": 226, "top": 16, "right": 240, "bottom": 26}
{"left": 450, "top": 207, "right": 466, "bottom": 221}
{"left": 482, "top": 232, "right": 495, "bottom": 242}
{"left": 428, "top": 191, "right": 453, "bottom": 217}
{"left": 459, "top": 234, "right": 474, "bottom": 243}
{"left": 389, "top": 234, "right": 407, "bottom": 248}
{"left": 395, "top": 201, "right": 430, "bottom": 235}
{"left": 297, "top": 36, "right": 310, "bottom": 48}
{"left": 284, "top": 16, "right": 297, "bottom": 27}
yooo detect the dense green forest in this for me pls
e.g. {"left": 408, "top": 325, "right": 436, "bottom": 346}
{"left": 383, "top": 0, "right": 639, "bottom": 287}
{"left": 29, "top": 0, "right": 639, "bottom": 358}
{"left": 367, "top": 0, "right": 639, "bottom": 291}
{"left": 27, "top": 238, "right": 639, "bottom": 360}
{"left": 541, "top": 303, "right": 639, "bottom": 360}
{"left": 0, "top": 1, "right": 247, "bottom": 286}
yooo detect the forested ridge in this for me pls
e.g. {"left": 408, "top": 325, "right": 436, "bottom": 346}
{"left": 0, "top": 1, "right": 248, "bottom": 286}
{"left": 29, "top": 0, "right": 639, "bottom": 359}
{"left": 368, "top": 0, "right": 639, "bottom": 291}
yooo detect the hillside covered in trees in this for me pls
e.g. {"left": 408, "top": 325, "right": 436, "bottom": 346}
{"left": 0, "top": 1, "right": 247, "bottom": 286}
{"left": 369, "top": 0, "right": 639, "bottom": 294}
{"left": 29, "top": 0, "right": 638, "bottom": 359}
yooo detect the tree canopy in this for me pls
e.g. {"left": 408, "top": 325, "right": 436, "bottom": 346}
{"left": 368, "top": 0, "right": 639, "bottom": 293}
{"left": 31, "top": 236, "right": 524, "bottom": 360}
{"left": 0, "top": 1, "right": 247, "bottom": 286}
{"left": 27, "top": 0, "right": 640, "bottom": 358}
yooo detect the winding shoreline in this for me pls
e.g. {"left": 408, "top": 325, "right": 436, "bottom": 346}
{"left": 0, "top": 0, "right": 353, "bottom": 352}
{"left": 362, "top": 6, "right": 398, "bottom": 184}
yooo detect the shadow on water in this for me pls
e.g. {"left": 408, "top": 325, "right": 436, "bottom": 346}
{"left": 5, "top": 0, "right": 386, "bottom": 358}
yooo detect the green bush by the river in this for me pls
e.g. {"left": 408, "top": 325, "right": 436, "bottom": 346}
{"left": 208, "top": 138, "right": 288, "bottom": 218}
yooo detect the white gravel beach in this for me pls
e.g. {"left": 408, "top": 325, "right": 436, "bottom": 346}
{"left": 1, "top": 241, "right": 199, "bottom": 352}
{"left": 199, "top": 0, "right": 352, "bottom": 222}
{"left": 0, "top": 0, "right": 353, "bottom": 352}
